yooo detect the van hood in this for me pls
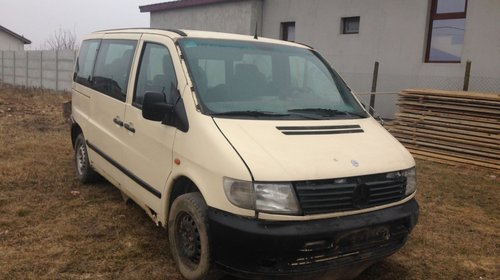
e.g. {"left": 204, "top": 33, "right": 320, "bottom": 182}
{"left": 213, "top": 117, "right": 415, "bottom": 181}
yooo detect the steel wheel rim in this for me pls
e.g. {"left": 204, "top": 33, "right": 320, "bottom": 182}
{"left": 175, "top": 211, "right": 201, "bottom": 266}
{"left": 76, "top": 143, "right": 86, "bottom": 175}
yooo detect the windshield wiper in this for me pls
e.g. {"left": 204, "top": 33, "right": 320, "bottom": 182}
{"left": 211, "top": 110, "right": 291, "bottom": 118}
{"left": 344, "top": 111, "right": 368, "bottom": 118}
{"left": 288, "top": 108, "right": 367, "bottom": 118}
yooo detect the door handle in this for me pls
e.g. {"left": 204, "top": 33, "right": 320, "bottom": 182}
{"left": 124, "top": 123, "right": 136, "bottom": 133}
{"left": 113, "top": 117, "right": 124, "bottom": 127}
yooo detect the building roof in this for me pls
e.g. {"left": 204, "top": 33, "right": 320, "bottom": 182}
{"left": 0, "top": 25, "right": 31, "bottom": 44}
{"left": 139, "top": 0, "right": 246, "bottom": 13}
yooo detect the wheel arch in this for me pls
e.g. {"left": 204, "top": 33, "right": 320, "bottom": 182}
{"left": 71, "top": 122, "right": 83, "bottom": 148}
{"left": 167, "top": 175, "right": 202, "bottom": 214}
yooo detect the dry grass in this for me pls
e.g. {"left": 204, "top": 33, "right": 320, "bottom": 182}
{"left": 0, "top": 85, "right": 498, "bottom": 279}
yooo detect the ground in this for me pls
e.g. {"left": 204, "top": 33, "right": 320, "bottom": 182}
{"left": 0, "top": 85, "right": 498, "bottom": 279}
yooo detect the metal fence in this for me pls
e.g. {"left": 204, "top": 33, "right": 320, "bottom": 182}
{"left": 0, "top": 50, "right": 77, "bottom": 92}
{"left": 343, "top": 61, "right": 500, "bottom": 119}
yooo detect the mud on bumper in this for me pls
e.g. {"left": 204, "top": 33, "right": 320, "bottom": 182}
{"left": 208, "top": 199, "right": 419, "bottom": 278}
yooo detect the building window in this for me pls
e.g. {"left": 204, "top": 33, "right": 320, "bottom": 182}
{"left": 426, "top": 0, "right": 467, "bottom": 63}
{"left": 341, "top": 17, "right": 360, "bottom": 34}
{"left": 281, "top": 22, "right": 295, "bottom": 42}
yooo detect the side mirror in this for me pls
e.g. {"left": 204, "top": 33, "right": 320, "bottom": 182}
{"left": 142, "top": 92, "right": 173, "bottom": 122}
{"left": 142, "top": 91, "right": 189, "bottom": 132}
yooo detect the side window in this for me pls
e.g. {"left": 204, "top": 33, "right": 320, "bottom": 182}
{"left": 92, "top": 40, "right": 137, "bottom": 102}
{"left": 134, "top": 43, "right": 177, "bottom": 108}
{"left": 74, "top": 39, "right": 100, "bottom": 87}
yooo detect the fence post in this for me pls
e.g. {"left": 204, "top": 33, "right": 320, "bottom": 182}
{"left": 369, "top": 61, "right": 379, "bottom": 115}
{"left": 26, "top": 51, "right": 29, "bottom": 87}
{"left": 40, "top": 52, "right": 43, "bottom": 88}
{"left": 1, "top": 51, "right": 4, "bottom": 82}
{"left": 55, "top": 50, "right": 59, "bottom": 91}
{"left": 13, "top": 52, "right": 16, "bottom": 86}
{"left": 463, "top": 60, "right": 471, "bottom": 91}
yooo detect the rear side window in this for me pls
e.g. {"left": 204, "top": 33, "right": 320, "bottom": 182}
{"left": 74, "top": 40, "right": 100, "bottom": 87}
{"left": 93, "top": 40, "right": 137, "bottom": 102}
{"left": 134, "top": 43, "right": 177, "bottom": 107}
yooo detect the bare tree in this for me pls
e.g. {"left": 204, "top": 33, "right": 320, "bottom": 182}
{"left": 44, "top": 27, "right": 78, "bottom": 50}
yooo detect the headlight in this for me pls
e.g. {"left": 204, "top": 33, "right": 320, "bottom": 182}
{"left": 223, "top": 178, "right": 254, "bottom": 210}
{"left": 254, "top": 183, "right": 300, "bottom": 214}
{"left": 402, "top": 167, "right": 417, "bottom": 196}
{"left": 223, "top": 178, "right": 300, "bottom": 214}
{"left": 386, "top": 167, "right": 416, "bottom": 196}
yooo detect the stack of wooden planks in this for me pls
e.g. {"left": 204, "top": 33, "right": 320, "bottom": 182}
{"left": 389, "top": 89, "right": 500, "bottom": 171}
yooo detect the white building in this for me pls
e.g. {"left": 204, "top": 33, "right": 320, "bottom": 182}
{"left": 140, "top": 0, "right": 500, "bottom": 117}
{"left": 0, "top": 25, "right": 31, "bottom": 51}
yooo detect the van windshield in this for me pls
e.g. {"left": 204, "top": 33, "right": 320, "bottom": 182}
{"left": 179, "top": 38, "right": 367, "bottom": 120}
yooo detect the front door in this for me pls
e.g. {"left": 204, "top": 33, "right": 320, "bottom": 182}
{"left": 120, "top": 35, "right": 182, "bottom": 211}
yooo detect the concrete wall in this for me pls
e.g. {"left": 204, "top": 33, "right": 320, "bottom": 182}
{"left": 0, "top": 31, "right": 25, "bottom": 51}
{"left": 262, "top": 0, "right": 500, "bottom": 117}
{"left": 0, "top": 50, "right": 76, "bottom": 91}
{"left": 150, "top": 0, "right": 263, "bottom": 36}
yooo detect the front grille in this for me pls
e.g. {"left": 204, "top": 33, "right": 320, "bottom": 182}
{"left": 294, "top": 172, "right": 406, "bottom": 215}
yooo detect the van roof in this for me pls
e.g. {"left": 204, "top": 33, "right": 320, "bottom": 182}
{"left": 91, "top": 28, "right": 311, "bottom": 49}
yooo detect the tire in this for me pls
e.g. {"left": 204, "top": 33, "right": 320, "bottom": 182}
{"left": 168, "top": 193, "right": 219, "bottom": 280}
{"left": 74, "top": 133, "right": 98, "bottom": 184}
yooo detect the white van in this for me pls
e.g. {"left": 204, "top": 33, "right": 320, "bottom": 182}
{"left": 71, "top": 28, "right": 418, "bottom": 279}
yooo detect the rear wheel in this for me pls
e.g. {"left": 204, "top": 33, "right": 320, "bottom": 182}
{"left": 168, "top": 193, "right": 219, "bottom": 280}
{"left": 74, "top": 134, "right": 98, "bottom": 183}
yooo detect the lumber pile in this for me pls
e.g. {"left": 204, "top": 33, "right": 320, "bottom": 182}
{"left": 389, "top": 89, "right": 500, "bottom": 171}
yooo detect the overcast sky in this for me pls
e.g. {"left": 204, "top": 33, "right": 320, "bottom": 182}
{"left": 0, "top": 0, "right": 162, "bottom": 49}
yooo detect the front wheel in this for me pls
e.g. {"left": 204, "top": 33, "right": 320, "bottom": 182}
{"left": 168, "top": 193, "right": 219, "bottom": 280}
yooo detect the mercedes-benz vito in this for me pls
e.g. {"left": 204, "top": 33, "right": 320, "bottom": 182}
{"left": 71, "top": 28, "right": 419, "bottom": 280}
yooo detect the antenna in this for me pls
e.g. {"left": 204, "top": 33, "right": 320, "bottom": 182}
{"left": 254, "top": 22, "right": 258, "bottom": 39}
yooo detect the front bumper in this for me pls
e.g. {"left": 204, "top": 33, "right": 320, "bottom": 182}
{"left": 208, "top": 199, "right": 419, "bottom": 278}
